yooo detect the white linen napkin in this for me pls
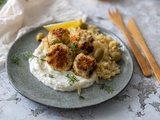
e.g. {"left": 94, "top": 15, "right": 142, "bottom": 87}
{"left": 0, "top": 0, "right": 86, "bottom": 65}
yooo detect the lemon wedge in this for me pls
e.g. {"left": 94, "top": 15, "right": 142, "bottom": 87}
{"left": 43, "top": 18, "right": 82, "bottom": 31}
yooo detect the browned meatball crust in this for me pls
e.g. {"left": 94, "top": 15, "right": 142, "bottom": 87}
{"left": 70, "top": 30, "right": 94, "bottom": 54}
{"left": 46, "top": 43, "right": 73, "bottom": 71}
{"left": 73, "top": 53, "right": 96, "bottom": 78}
{"left": 47, "top": 28, "right": 70, "bottom": 46}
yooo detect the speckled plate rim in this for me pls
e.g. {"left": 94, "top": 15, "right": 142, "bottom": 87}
{"left": 6, "top": 24, "right": 133, "bottom": 109}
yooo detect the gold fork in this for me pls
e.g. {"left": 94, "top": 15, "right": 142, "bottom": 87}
{"left": 108, "top": 9, "right": 152, "bottom": 77}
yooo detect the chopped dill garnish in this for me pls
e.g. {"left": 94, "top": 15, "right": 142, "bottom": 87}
{"left": 78, "top": 94, "right": 85, "bottom": 100}
{"left": 70, "top": 43, "right": 84, "bottom": 53}
{"left": 66, "top": 74, "right": 79, "bottom": 86}
{"left": 43, "top": 74, "right": 47, "bottom": 77}
{"left": 100, "top": 83, "right": 114, "bottom": 94}
{"left": 49, "top": 74, "right": 54, "bottom": 78}
{"left": 75, "top": 59, "right": 79, "bottom": 63}
{"left": 40, "top": 56, "right": 46, "bottom": 61}
{"left": 22, "top": 51, "right": 37, "bottom": 60}
{"left": 43, "top": 74, "right": 54, "bottom": 78}
{"left": 11, "top": 55, "right": 19, "bottom": 64}
{"left": 52, "top": 39, "right": 58, "bottom": 45}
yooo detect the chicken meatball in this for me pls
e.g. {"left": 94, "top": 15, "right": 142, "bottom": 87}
{"left": 47, "top": 28, "right": 70, "bottom": 46}
{"left": 70, "top": 29, "right": 94, "bottom": 54}
{"left": 46, "top": 43, "right": 73, "bottom": 71}
{"left": 73, "top": 53, "right": 96, "bottom": 78}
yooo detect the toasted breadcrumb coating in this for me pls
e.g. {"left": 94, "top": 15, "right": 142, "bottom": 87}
{"left": 73, "top": 53, "right": 96, "bottom": 78}
{"left": 69, "top": 29, "right": 94, "bottom": 54}
{"left": 47, "top": 28, "right": 70, "bottom": 46}
{"left": 46, "top": 43, "right": 73, "bottom": 71}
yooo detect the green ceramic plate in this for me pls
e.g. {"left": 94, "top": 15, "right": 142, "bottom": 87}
{"left": 6, "top": 25, "right": 133, "bottom": 108}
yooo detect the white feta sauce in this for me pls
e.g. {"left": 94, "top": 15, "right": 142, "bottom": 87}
{"left": 29, "top": 42, "right": 97, "bottom": 91}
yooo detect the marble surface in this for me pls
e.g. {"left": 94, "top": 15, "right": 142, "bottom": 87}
{"left": 1, "top": 0, "right": 160, "bottom": 119}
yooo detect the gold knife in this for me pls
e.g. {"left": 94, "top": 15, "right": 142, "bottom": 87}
{"left": 128, "top": 18, "right": 160, "bottom": 83}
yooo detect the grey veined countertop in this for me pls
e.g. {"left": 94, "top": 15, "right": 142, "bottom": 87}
{"left": 1, "top": 0, "right": 160, "bottom": 120}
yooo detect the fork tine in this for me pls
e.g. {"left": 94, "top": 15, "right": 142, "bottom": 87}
{"left": 108, "top": 10, "right": 111, "bottom": 16}
{"left": 116, "top": 8, "right": 120, "bottom": 14}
